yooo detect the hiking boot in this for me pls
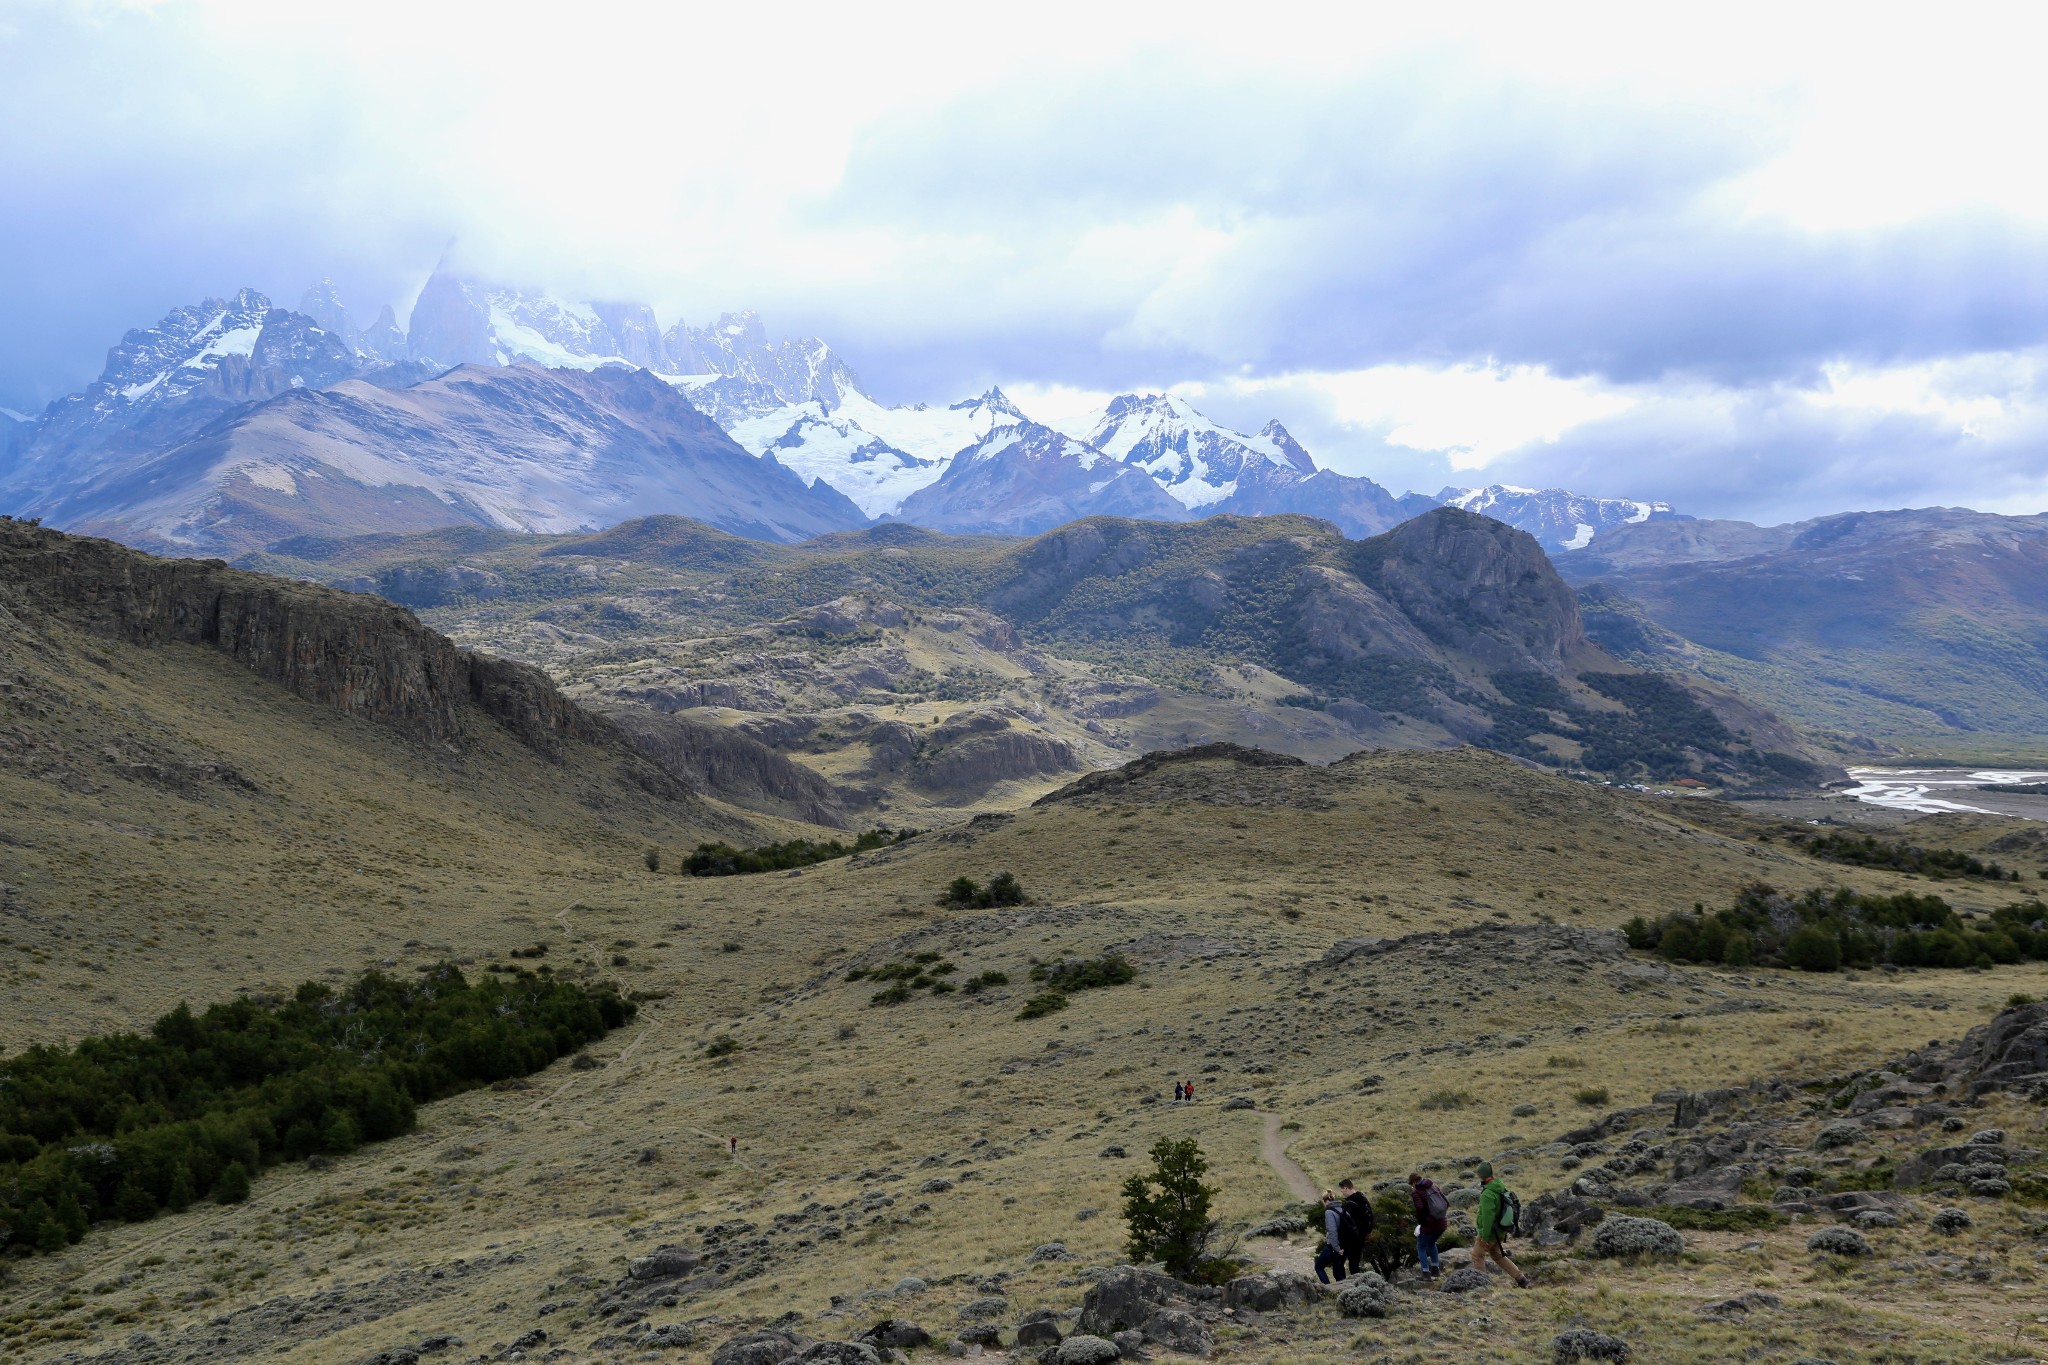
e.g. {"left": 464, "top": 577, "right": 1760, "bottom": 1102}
{"left": 1515, "top": 1275, "right": 1531, "bottom": 1288}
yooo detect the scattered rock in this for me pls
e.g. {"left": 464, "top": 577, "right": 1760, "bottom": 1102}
{"left": 1247, "top": 1217, "right": 1303, "bottom": 1238}
{"left": 1077, "top": 1267, "right": 1182, "bottom": 1337}
{"left": 1055, "top": 1335, "right": 1121, "bottom": 1365}
{"left": 1031, "top": 1242, "right": 1075, "bottom": 1263}
{"left": 713, "top": 1330, "right": 802, "bottom": 1365}
{"left": 1111, "top": 1330, "right": 1148, "bottom": 1361}
{"left": 1807, "top": 1227, "right": 1871, "bottom": 1256}
{"left": 1335, "top": 1273, "right": 1395, "bottom": 1318}
{"left": 1590, "top": 1216, "right": 1684, "bottom": 1260}
{"left": 1099, "top": 1145, "right": 1127, "bottom": 1158}
{"left": 1931, "top": 1206, "right": 1974, "bottom": 1235}
{"left": 1657, "top": 1165, "right": 1745, "bottom": 1211}
{"left": 792, "top": 1345, "right": 879, "bottom": 1365}
{"left": 1440, "top": 1267, "right": 1491, "bottom": 1294}
{"left": 921, "top": 1178, "right": 955, "bottom": 1194}
{"left": 1552, "top": 1328, "right": 1631, "bottom": 1362}
{"left": 957, "top": 1325, "right": 1003, "bottom": 1348}
{"left": 1698, "top": 1291, "right": 1779, "bottom": 1319}
{"left": 894, "top": 1278, "right": 928, "bottom": 1297}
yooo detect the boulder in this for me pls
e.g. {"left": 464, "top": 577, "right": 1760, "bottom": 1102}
{"left": 1030, "top": 1242, "right": 1074, "bottom": 1263}
{"left": 1247, "top": 1217, "right": 1301, "bottom": 1238}
{"left": 1955, "top": 1001, "right": 2048, "bottom": 1093}
{"left": 1698, "top": 1291, "right": 1779, "bottom": 1319}
{"left": 1111, "top": 1330, "right": 1148, "bottom": 1361}
{"left": 1016, "top": 1320, "right": 1062, "bottom": 1348}
{"left": 1222, "top": 1273, "right": 1317, "bottom": 1313}
{"left": 1077, "top": 1267, "right": 1182, "bottom": 1337}
{"left": 1589, "top": 1216, "right": 1684, "bottom": 1260}
{"left": 956, "top": 1326, "right": 1002, "bottom": 1348}
{"left": 1657, "top": 1165, "right": 1746, "bottom": 1211}
{"left": 714, "top": 1332, "right": 803, "bottom": 1365}
{"left": 1552, "top": 1328, "right": 1631, "bottom": 1362}
{"left": 1673, "top": 1088, "right": 1743, "bottom": 1129}
{"left": 629, "top": 1246, "right": 699, "bottom": 1280}
{"left": 1099, "top": 1145, "right": 1128, "bottom": 1159}
{"left": 1525, "top": 1190, "right": 1605, "bottom": 1245}
{"left": 1335, "top": 1273, "right": 1395, "bottom": 1318}
{"left": 1440, "top": 1267, "right": 1491, "bottom": 1294}
{"left": 1055, "top": 1336, "right": 1121, "bottom": 1365}
{"left": 1807, "top": 1227, "right": 1871, "bottom": 1256}
{"left": 1896, "top": 1143, "right": 2005, "bottom": 1186}
{"left": 893, "top": 1278, "right": 928, "bottom": 1298}
{"left": 1140, "top": 1309, "right": 1211, "bottom": 1357}
{"left": 856, "top": 1321, "right": 931, "bottom": 1350}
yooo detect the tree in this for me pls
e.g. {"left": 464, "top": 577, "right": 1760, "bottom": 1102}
{"left": 1120, "top": 1138, "right": 1217, "bottom": 1278}
{"left": 1786, "top": 925, "right": 1842, "bottom": 972}
{"left": 214, "top": 1161, "right": 252, "bottom": 1204}
{"left": 1360, "top": 1189, "right": 1420, "bottom": 1278}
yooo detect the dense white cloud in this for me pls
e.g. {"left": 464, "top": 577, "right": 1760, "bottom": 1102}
{"left": 1, "top": 1, "right": 2044, "bottom": 521}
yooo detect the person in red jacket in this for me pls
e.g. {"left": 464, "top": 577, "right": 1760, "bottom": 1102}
{"left": 1408, "top": 1172, "right": 1448, "bottom": 1278}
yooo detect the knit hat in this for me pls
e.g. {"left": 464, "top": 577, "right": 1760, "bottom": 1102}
{"left": 1477, "top": 1161, "right": 1494, "bottom": 1179}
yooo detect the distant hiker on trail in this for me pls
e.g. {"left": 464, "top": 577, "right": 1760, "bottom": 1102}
{"left": 1183, "top": 1079, "right": 1195, "bottom": 1103}
{"left": 1338, "top": 1178, "right": 1375, "bottom": 1275}
{"left": 1174, "top": 1080, "right": 1184, "bottom": 1103}
{"left": 1314, "top": 1190, "right": 1349, "bottom": 1284}
{"left": 1471, "top": 1162, "right": 1530, "bottom": 1288}
{"left": 1408, "top": 1172, "right": 1449, "bottom": 1278}
{"left": 728, "top": 1136, "right": 738, "bottom": 1157}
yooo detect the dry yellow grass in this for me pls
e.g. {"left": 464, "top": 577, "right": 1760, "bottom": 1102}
{"left": 5, "top": 742, "right": 2046, "bottom": 1361}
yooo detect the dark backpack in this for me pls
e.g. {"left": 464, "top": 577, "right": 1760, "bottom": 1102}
{"left": 1495, "top": 1187, "right": 1522, "bottom": 1239}
{"left": 1333, "top": 1203, "right": 1362, "bottom": 1250}
{"left": 1422, "top": 1184, "right": 1449, "bottom": 1223}
{"left": 1342, "top": 1193, "right": 1374, "bottom": 1244}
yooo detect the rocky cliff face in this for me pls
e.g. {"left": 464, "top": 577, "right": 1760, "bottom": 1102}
{"left": 0, "top": 518, "right": 606, "bottom": 759}
{"left": 601, "top": 706, "right": 849, "bottom": 827}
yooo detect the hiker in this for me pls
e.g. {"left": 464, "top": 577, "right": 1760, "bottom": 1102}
{"left": 1471, "top": 1162, "right": 1530, "bottom": 1288}
{"left": 1407, "top": 1172, "right": 1448, "bottom": 1278}
{"left": 1314, "top": 1190, "right": 1349, "bottom": 1284}
{"left": 1338, "top": 1178, "right": 1375, "bottom": 1275}
{"left": 1174, "top": 1080, "right": 1184, "bottom": 1103}
{"left": 1183, "top": 1079, "right": 1195, "bottom": 1103}
{"left": 728, "top": 1135, "right": 738, "bottom": 1157}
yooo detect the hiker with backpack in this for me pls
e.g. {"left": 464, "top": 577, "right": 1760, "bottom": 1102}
{"left": 1407, "top": 1172, "right": 1449, "bottom": 1278}
{"left": 1338, "top": 1178, "right": 1375, "bottom": 1275}
{"left": 1314, "top": 1190, "right": 1351, "bottom": 1284}
{"left": 1471, "top": 1162, "right": 1530, "bottom": 1288}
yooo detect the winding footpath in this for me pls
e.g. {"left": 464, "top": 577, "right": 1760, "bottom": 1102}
{"left": 1260, "top": 1111, "right": 1318, "bottom": 1202}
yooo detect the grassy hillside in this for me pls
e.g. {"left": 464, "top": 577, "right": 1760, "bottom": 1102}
{"left": 3, "top": 745, "right": 2043, "bottom": 1361}
{"left": 1570, "top": 508, "right": 2048, "bottom": 755}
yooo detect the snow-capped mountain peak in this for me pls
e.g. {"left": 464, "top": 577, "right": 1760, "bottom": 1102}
{"left": 1063, "top": 391, "right": 1306, "bottom": 509}
{"left": 1442, "top": 483, "right": 1680, "bottom": 552}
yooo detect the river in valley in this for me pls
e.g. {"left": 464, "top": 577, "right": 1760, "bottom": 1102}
{"left": 1845, "top": 767, "right": 2048, "bottom": 817}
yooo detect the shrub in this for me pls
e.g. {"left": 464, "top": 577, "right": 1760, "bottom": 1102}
{"left": 1628, "top": 880, "right": 2048, "bottom": 972}
{"left": 704, "top": 1035, "right": 740, "bottom": 1058}
{"left": 1786, "top": 925, "right": 1842, "bottom": 972}
{"left": 1033, "top": 953, "right": 1136, "bottom": 993}
{"left": 1419, "top": 1089, "right": 1472, "bottom": 1111}
{"left": 1574, "top": 1087, "right": 1611, "bottom": 1107}
{"left": 644, "top": 848, "right": 661, "bottom": 872}
{"left": 1789, "top": 830, "right": 2014, "bottom": 881}
{"left": 942, "top": 872, "right": 1028, "bottom": 908}
{"left": 682, "top": 828, "right": 919, "bottom": 876}
{"left": 213, "top": 1162, "right": 251, "bottom": 1204}
{"left": 1120, "top": 1138, "right": 1218, "bottom": 1279}
{"left": 1649, "top": 1204, "right": 1781, "bottom": 1231}
{"left": 1018, "top": 993, "right": 1069, "bottom": 1021}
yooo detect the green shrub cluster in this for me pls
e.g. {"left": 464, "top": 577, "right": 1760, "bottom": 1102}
{"left": 1625, "top": 881, "right": 2048, "bottom": 972}
{"left": 1015, "top": 952, "right": 1136, "bottom": 1020}
{"left": 0, "top": 967, "right": 631, "bottom": 1256}
{"left": 941, "top": 872, "right": 1024, "bottom": 908}
{"left": 681, "top": 828, "right": 918, "bottom": 876}
{"left": 1788, "top": 830, "right": 2019, "bottom": 881}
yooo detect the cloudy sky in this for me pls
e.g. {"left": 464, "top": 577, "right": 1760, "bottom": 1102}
{"left": 3, "top": 1, "right": 2045, "bottom": 522}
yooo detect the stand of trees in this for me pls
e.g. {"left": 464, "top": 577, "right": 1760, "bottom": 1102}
{"left": 1625, "top": 882, "right": 2048, "bottom": 972}
{"left": 0, "top": 966, "right": 632, "bottom": 1257}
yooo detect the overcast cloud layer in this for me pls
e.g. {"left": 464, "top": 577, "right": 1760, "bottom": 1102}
{"left": 2, "top": 1, "right": 2045, "bottom": 523}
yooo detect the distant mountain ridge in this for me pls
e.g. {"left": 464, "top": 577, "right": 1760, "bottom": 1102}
{"left": 2, "top": 270, "right": 1684, "bottom": 555}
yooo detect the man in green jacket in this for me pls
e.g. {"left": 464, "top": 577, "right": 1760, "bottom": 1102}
{"left": 1470, "top": 1162, "right": 1530, "bottom": 1288}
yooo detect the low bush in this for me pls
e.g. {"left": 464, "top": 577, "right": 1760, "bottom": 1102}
{"left": 1574, "top": 1086, "right": 1612, "bottom": 1107}
{"left": 0, "top": 967, "right": 631, "bottom": 1254}
{"left": 941, "top": 871, "right": 1026, "bottom": 908}
{"left": 1419, "top": 1089, "right": 1473, "bottom": 1111}
{"left": 1788, "top": 830, "right": 2018, "bottom": 881}
{"left": 1017, "top": 993, "right": 1069, "bottom": 1021}
{"left": 1624, "top": 881, "right": 2048, "bottom": 972}
{"left": 681, "top": 828, "right": 919, "bottom": 876}
{"left": 849, "top": 952, "right": 963, "bottom": 1006}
